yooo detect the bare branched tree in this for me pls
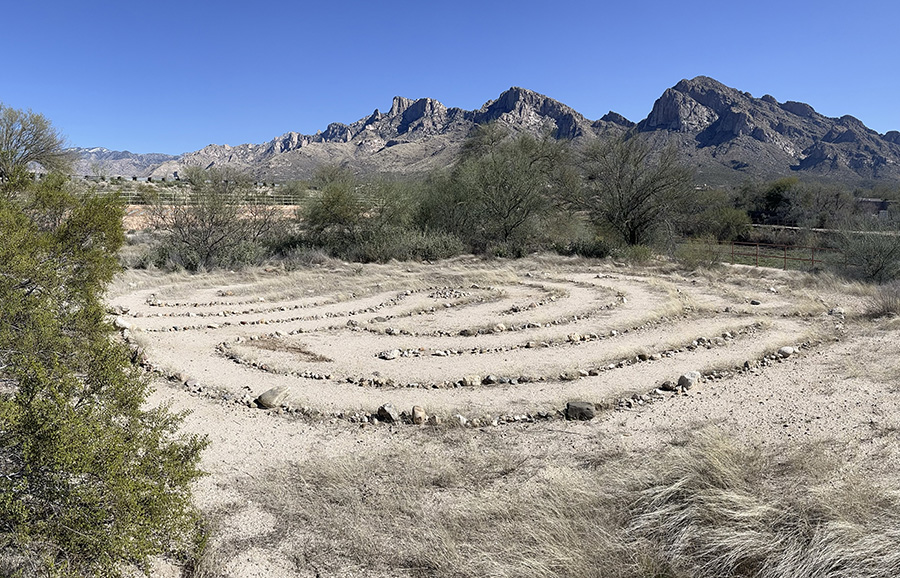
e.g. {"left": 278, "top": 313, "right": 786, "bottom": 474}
{"left": 575, "top": 135, "right": 693, "bottom": 246}
{"left": 147, "top": 166, "right": 285, "bottom": 270}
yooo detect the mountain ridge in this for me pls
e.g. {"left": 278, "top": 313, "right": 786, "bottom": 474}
{"left": 69, "top": 78, "right": 900, "bottom": 186}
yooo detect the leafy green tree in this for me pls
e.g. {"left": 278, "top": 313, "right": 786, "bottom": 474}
{"left": 574, "top": 135, "right": 693, "bottom": 246}
{"left": 0, "top": 104, "right": 71, "bottom": 185}
{"left": 0, "top": 177, "right": 207, "bottom": 576}
{"left": 420, "top": 123, "right": 570, "bottom": 252}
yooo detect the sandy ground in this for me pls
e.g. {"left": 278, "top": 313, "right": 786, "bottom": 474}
{"left": 105, "top": 255, "right": 900, "bottom": 576}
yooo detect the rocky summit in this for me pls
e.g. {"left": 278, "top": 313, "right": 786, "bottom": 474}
{"left": 71, "top": 77, "right": 900, "bottom": 186}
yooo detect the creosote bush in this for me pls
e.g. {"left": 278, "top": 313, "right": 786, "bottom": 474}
{"left": 0, "top": 176, "right": 207, "bottom": 576}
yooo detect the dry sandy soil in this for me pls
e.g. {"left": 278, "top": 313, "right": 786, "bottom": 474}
{"left": 106, "top": 255, "right": 900, "bottom": 577}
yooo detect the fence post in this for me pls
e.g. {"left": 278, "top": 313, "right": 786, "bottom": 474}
{"left": 731, "top": 242, "right": 734, "bottom": 264}
{"left": 784, "top": 246, "right": 787, "bottom": 270}
{"left": 755, "top": 244, "right": 759, "bottom": 267}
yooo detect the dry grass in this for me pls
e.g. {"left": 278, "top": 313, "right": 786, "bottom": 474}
{"left": 206, "top": 429, "right": 900, "bottom": 578}
{"left": 245, "top": 338, "right": 333, "bottom": 362}
{"left": 865, "top": 282, "right": 900, "bottom": 319}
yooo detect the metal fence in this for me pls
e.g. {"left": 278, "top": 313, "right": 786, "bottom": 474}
{"left": 725, "top": 241, "right": 838, "bottom": 270}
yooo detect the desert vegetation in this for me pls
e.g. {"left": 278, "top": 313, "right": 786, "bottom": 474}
{"left": 5, "top": 102, "right": 900, "bottom": 577}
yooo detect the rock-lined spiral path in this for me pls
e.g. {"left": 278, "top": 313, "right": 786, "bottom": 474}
{"left": 109, "top": 258, "right": 834, "bottom": 421}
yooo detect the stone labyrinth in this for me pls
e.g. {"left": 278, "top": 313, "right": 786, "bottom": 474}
{"left": 110, "top": 259, "right": 833, "bottom": 425}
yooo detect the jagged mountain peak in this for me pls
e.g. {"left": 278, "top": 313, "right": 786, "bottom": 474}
{"left": 70, "top": 78, "right": 900, "bottom": 185}
{"left": 475, "top": 86, "right": 592, "bottom": 139}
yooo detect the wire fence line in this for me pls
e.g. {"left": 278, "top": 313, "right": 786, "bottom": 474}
{"left": 3, "top": 172, "right": 316, "bottom": 205}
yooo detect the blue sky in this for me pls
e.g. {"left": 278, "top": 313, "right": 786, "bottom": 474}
{"left": 1, "top": 1, "right": 896, "bottom": 154}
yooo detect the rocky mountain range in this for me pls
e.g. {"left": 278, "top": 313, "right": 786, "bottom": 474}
{"left": 70, "top": 76, "right": 900, "bottom": 187}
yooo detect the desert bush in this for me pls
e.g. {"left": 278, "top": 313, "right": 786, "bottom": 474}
{"left": 0, "top": 181, "right": 207, "bottom": 576}
{"left": 865, "top": 281, "right": 900, "bottom": 318}
{"left": 145, "top": 166, "right": 287, "bottom": 271}
{"left": 418, "top": 123, "right": 571, "bottom": 253}
{"left": 572, "top": 134, "right": 693, "bottom": 247}
{"left": 555, "top": 236, "right": 612, "bottom": 259}
{"left": 836, "top": 217, "right": 900, "bottom": 282}
{"left": 618, "top": 243, "right": 653, "bottom": 264}
{"left": 298, "top": 169, "right": 467, "bottom": 263}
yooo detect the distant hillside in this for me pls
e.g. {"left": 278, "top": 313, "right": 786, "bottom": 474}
{"left": 69, "top": 147, "right": 178, "bottom": 178}
{"left": 70, "top": 78, "right": 900, "bottom": 187}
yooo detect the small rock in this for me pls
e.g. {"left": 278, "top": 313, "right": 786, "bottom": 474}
{"left": 426, "top": 415, "right": 441, "bottom": 426}
{"left": 778, "top": 346, "right": 797, "bottom": 358}
{"left": 565, "top": 401, "right": 595, "bottom": 421}
{"left": 255, "top": 386, "right": 290, "bottom": 409}
{"left": 678, "top": 371, "right": 702, "bottom": 390}
{"left": 377, "top": 403, "right": 400, "bottom": 423}
{"left": 412, "top": 406, "right": 426, "bottom": 425}
{"left": 750, "top": 300, "right": 761, "bottom": 306}
{"left": 660, "top": 380, "right": 677, "bottom": 392}
{"left": 454, "top": 414, "right": 468, "bottom": 427}
{"left": 493, "top": 323, "right": 506, "bottom": 333}
{"left": 462, "top": 375, "right": 482, "bottom": 387}
{"left": 378, "top": 349, "right": 401, "bottom": 360}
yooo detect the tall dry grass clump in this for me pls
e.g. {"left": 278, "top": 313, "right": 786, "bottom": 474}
{"left": 865, "top": 281, "right": 900, "bottom": 318}
{"left": 226, "top": 430, "right": 900, "bottom": 578}
{"left": 628, "top": 432, "right": 900, "bottom": 578}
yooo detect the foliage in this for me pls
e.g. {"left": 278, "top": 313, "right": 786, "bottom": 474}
{"left": 737, "top": 177, "right": 858, "bottom": 228}
{"left": 419, "top": 123, "right": 571, "bottom": 252}
{"left": 676, "top": 189, "right": 752, "bottom": 241}
{"left": 0, "top": 178, "right": 206, "bottom": 576}
{"left": 554, "top": 236, "right": 612, "bottom": 259}
{"left": 146, "top": 166, "right": 287, "bottom": 270}
{"left": 574, "top": 134, "right": 693, "bottom": 246}
{"left": 297, "top": 168, "right": 467, "bottom": 263}
{"left": 0, "top": 103, "right": 71, "bottom": 184}
{"left": 836, "top": 216, "right": 900, "bottom": 282}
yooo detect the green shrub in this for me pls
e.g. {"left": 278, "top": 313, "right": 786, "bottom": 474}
{"left": 145, "top": 166, "right": 287, "bottom": 271}
{"left": 0, "top": 185, "right": 206, "bottom": 576}
{"left": 554, "top": 236, "right": 612, "bottom": 259}
{"left": 836, "top": 218, "right": 900, "bottom": 282}
{"left": 619, "top": 244, "right": 653, "bottom": 264}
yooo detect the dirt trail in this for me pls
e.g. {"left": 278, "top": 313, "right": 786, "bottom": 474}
{"left": 114, "top": 257, "right": 887, "bottom": 577}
